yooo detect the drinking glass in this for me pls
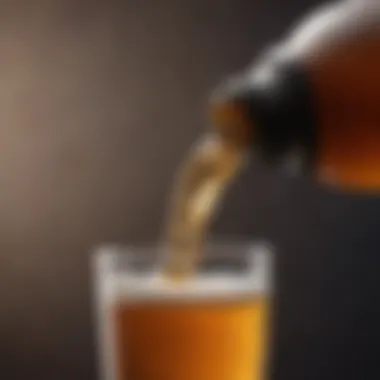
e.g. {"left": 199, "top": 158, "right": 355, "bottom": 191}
{"left": 93, "top": 241, "right": 273, "bottom": 380}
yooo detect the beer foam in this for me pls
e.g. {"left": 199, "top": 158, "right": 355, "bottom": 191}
{"left": 108, "top": 272, "right": 266, "bottom": 303}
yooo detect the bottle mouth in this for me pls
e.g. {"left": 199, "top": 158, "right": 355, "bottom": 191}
{"left": 209, "top": 101, "right": 254, "bottom": 149}
{"left": 210, "top": 55, "right": 318, "bottom": 174}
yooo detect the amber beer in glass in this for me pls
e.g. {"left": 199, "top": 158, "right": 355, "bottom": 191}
{"left": 94, "top": 243, "right": 272, "bottom": 380}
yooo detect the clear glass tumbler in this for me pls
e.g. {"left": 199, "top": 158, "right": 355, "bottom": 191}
{"left": 93, "top": 241, "right": 273, "bottom": 380}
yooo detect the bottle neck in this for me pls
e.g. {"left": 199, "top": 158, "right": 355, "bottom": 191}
{"left": 210, "top": 61, "right": 317, "bottom": 167}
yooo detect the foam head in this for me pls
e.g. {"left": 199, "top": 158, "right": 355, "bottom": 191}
{"left": 109, "top": 272, "right": 267, "bottom": 304}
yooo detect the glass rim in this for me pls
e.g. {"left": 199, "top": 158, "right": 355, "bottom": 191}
{"left": 92, "top": 240, "right": 274, "bottom": 287}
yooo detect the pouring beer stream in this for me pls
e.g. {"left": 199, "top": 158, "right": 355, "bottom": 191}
{"left": 163, "top": 103, "right": 253, "bottom": 278}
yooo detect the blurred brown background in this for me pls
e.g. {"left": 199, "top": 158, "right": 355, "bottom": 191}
{"left": 5, "top": 1, "right": 378, "bottom": 379}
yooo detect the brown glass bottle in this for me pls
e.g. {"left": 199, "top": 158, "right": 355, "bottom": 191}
{"left": 210, "top": 0, "right": 380, "bottom": 193}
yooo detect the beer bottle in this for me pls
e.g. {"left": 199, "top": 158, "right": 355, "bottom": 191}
{"left": 210, "top": 0, "right": 380, "bottom": 193}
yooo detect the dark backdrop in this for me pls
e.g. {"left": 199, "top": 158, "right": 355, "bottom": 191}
{"left": 2, "top": 1, "right": 380, "bottom": 380}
